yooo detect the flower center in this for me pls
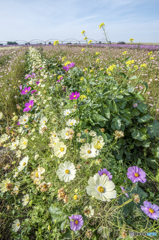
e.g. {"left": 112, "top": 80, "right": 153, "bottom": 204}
{"left": 75, "top": 220, "right": 78, "bottom": 224}
{"left": 26, "top": 198, "right": 29, "bottom": 201}
{"left": 60, "top": 147, "right": 64, "bottom": 152}
{"left": 54, "top": 143, "right": 56, "bottom": 145}
{"left": 23, "top": 162, "right": 26, "bottom": 166}
{"left": 67, "top": 112, "right": 69, "bottom": 114}
{"left": 43, "top": 184, "right": 47, "bottom": 188}
{"left": 65, "top": 169, "right": 69, "bottom": 174}
{"left": 84, "top": 209, "right": 90, "bottom": 214}
{"left": 29, "top": 105, "right": 32, "bottom": 108}
{"left": 97, "top": 141, "right": 100, "bottom": 143}
{"left": 17, "top": 223, "right": 20, "bottom": 227}
{"left": 98, "top": 186, "right": 104, "bottom": 193}
{"left": 53, "top": 135, "right": 56, "bottom": 137}
{"left": 149, "top": 208, "right": 154, "bottom": 214}
{"left": 14, "top": 144, "right": 17, "bottom": 146}
{"left": 102, "top": 173, "right": 107, "bottom": 175}
{"left": 24, "top": 119, "right": 26, "bottom": 121}
{"left": 70, "top": 122, "right": 73, "bottom": 125}
{"left": 23, "top": 141, "right": 27, "bottom": 145}
{"left": 35, "top": 172, "right": 39, "bottom": 178}
{"left": 134, "top": 173, "right": 139, "bottom": 177}
{"left": 87, "top": 150, "right": 91, "bottom": 154}
{"left": 66, "top": 132, "right": 69, "bottom": 136}
{"left": 73, "top": 95, "right": 76, "bottom": 98}
{"left": 25, "top": 90, "right": 28, "bottom": 93}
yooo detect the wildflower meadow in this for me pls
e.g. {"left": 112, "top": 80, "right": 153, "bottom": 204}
{"left": 0, "top": 23, "right": 159, "bottom": 240}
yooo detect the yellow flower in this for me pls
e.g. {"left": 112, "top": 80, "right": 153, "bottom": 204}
{"left": 148, "top": 51, "right": 152, "bottom": 56}
{"left": 96, "top": 59, "right": 100, "bottom": 63}
{"left": 75, "top": 189, "right": 78, "bottom": 193}
{"left": 81, "top": 30, "right": 85, "bottom": 35}
{"left": 84, "top": 37, "right": 88, "bottom": 40}
{"left": 87, "top": 89, "right": 91, "bottom": 92}
{"left": 62, "top": 57, "right": 66, "bottom": 61}
{"left": 84, "top": 68, "right": 88, "bottom": 71}
{"left": 99, "top": 22, "right": 105, "bottom": 29}
{"left": 122, "top": 51, "right": 127, "bottom": 55}
{"left": 81, "top": 48, "right": 85, "bottom": 52}
{"left": 12, "top": 116, "right": 18, "bottom": 121}
{"left": 53, "top": 40, "right": 59, "bottom": 46}
{"left": 80, "top": 95, "right": 87, "bottom": 101}
{"left": 140, "top": 63, "right": 147, "bottom": 68}
{"left": 58, "top": 75, "right": 63, "bottom": 80}
{"left": 64, "top": 61, "right": 71, "bottom": 66}
{"left": 90, "top": 69, "right": 93, "bottom": 73}
{"left": 74, "top": 195, "right": 78, "bottom": 200}
{"left": 88, "top": 40, "right": 92, "bottom": 44}
{"left": 95, "top": 52, "right": 100, "bottom": 55}
{"left": 100, "top": 68, "right": 104, "bottom": 71}
{"left": 134, "top": 65, "right": 138, "bottom": 70}
{"left": 129, "top": 38, "right": 134, "bottom": 43}
{"left": 150, "top": 57, "right": 154, "bottom": 60}
{"left": 80, "top": 77, "right": 84, "bottom": 81}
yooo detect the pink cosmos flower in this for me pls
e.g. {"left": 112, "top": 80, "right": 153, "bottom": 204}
{"left": 36, "top": 81, "right": 40, "bottom": 85}
{"left": 98, "top": 168, "right": 112, "bottom": 180}
{"left": 31, "top": 90, "right": 37, "bottom": 94}
{"left": 140, "top": 201, "right": 159, "bottom": 220}
{"left": 21, "top": 87, "right": 31, "bottom": 95}
{"left": 19, "top": 85, "right": 22, "bottom": 90}
{"left": 69, "top": 215, "right": 84, "bottom": 231}
{"left": 23, "top": 100, "right": 34, "bottom": 112}
{"left": 127, "top": 166, "right": 146, "bottom": 183}
{"left": 63, "top": 62, "right": 75, "bottom": 72}
{"left": 69, "top": 91, "right": 80, "bottom": 100}
{"left": 133, "top": 103, "right": 138, "bottom": 108}
{"left": 120, "top": 186, "right": 129, "bottom": 197}
{"left": 56, "top": 76, "right": 63, "bottom": 82}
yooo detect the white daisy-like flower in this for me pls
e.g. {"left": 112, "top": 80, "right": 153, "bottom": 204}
{"left": 48, "top": 137, "right": 60, "bottom": 149}
{"left": 22, "top": 194, "right": 29, "bottom": 206}
{"left": 80, "top": 143, "right": 99, "bottom": 160}
{"left": 92, "top": 135, "right": 105, "bottom": 150}
{"left": 10, "top": 139, "right": 19, "bottom": 151}
{"left": 71, "top": 108, "right": 76, "bottom": 113}
{"left": 50, "top": 131, "right": 58, "bottom": 140}
{"left": 12, "top": 219, "right": 20, "bottom": 232}
{"left": 13, "top": 172, "right": 19, "bottom": 178}
{"left": 86, "top": 174, "right": 117, "bottom": 202}
{"left": 60, "top": 127, "right": 72, "bottom": 139}
{"left": 54, "top": 142, "right": 67, "bottom": 158}
{"left": 19, "top": 137, "right": 28, "bottom": 150}
{"left": 66, "top": 119, "right": 77, "bottom": 127}
{"left": 47, "top": 97, "right": 52, "bottom": 100}
{"left": 89, "top": 131, "right": 97, "bottom": 137}
{"left": 34, "top": 154, "right": 39, "bottom": 160}
{"left": 0, "top": 134, "right": 10, "bottom": 143}
{"left": 18, "top": 114, "right": 29, "bottom": 125}
{"left": 63, "top": 109, "right": 72, "bottom": 116}
{"left": 17, "top": 156, "right": 29, "bottom": 172}
{"left": 56, "top": 161, "right": 76, "bottom": 182}
{"left": 16, "top": 150, "right": 21, "bottom": 158}
{"left": 40, "top": 117, "right": 48, "bottom": 125}
{"left": 13, "top": 182, "right": 20, "bottom": 193}
{"left": 0, "top": 178, "right": 11, "bottom": 193}
{"left": 76, "top": 137, "right": 81, "bottom": 142}
{"left": 39, "top": 124, "right": 48, "bottom": 135}
{"left": 84, "top": 206, "right": 94, "bottom": 218}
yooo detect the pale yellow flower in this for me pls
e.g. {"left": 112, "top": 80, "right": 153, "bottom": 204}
{"left": 99, "top": 22, "right": 105, "bottom": 29}
{"left": 81, "top": 30, "right": 85, "bottom": 35}
{"left": 53, "top": 40, "right": 59, "bottom": 46}
{"left": 88, "top": 40, "right": 92, "bottom": 44}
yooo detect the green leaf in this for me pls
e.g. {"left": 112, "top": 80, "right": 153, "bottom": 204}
{"left": 151, "top": 146, "right": 159, "bottom": 158}
{"left": 120, "top": 113, "right": 132, "bottom": 125}
{"left": 131, "top": 108, "right": 140, "bottom": 117}
{"left": 142, "top": 82, "right": 148, "bottom": 94}
{"left": 137, "top": 102, "right": 147, "bottom": 113}
{"left": 49, "top": 206, "right": 68, "bottom": 223}
{"left": 135, "top": 93, "right": 145, "bottom": 101}
{"left": 146, "top": 158, "right": 158, "bottom": 169}
{"left": 92, "top": 113, "right": 107, "bottom": 122}
{"left": 111, "top": 118, "right": 122, "bottom": 130}
{"left": 147, "top": 120, "right": 159, "bottom": 138}
{"left": 138, "top": 114, "right": 153, "bottom": 123}
{"left": 103, "top": 106, "right": 111, "bottom": 119}
{"left": 131, "top": 129, "right": 148, "bottom": 141}
{"left": 129, "top": 75, "right": 137, "bottom": 80}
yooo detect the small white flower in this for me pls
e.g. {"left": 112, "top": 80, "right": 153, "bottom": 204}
{"left": 12, "top": 219, "right": 20, "bottom": 232}
{"left": 80, "top": 143, "right": 99, "bottom": 160}
{"left": 60, "top": 127, "right": 72, "bottom": 139}
{"left": 17, "top": 126, "right": 24, "bottom": 134}
{"left": 84, "top": 206, "right": 94, "bottom": 218}
{"left": 34, "top": 154, "right": 39, "bottom": 160}
{"left": 22, "top": 194, "right": 29, "bottom": 206}
{"left": 54, "top": 142, "right": 67, "bottom": 158}
{"left": 16, "top": 150, "right": 21, "bottom": 158}
{"left": 13, "top": 182, "right": 20, "bottom": 192}
{"left": 18, "top": 114, "right": 29, "bottom": 125}
{"left": 66, "top": 119, "right": 77, "bottom": 127}
{"left": 63, "top": 109, "right": 71, "bottom": 116}
{"left": 13, "top": 172, "right": 19, "bottom": 178}
{"left": 48, "top": 137, "right": 60, "bottom": 149}
{"left": 10, "top": 139, "right": 19, "bottom": 151}
{"left": 89, "top": 130, "right": 97, "bottom": 137}
{"left": 56, "top": 161, "right": 76, "bottom": 182}
{"left": 0, "top": 111, "right": 3, "bottom": 120}
{"left": 19, "top": 137, "right": 28, "bottom": 150}
{"left": 17, "top": 156, "right": 29, "bottom": 172}
{"left": 0, "top": 134, "right": 10, "bottom": 143}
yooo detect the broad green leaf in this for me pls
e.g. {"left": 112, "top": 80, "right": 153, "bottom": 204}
{"left": 137, "top": 102, "right": 147, "bottom": 113}
{"left": 138, "top": 114, "right": 153, "bottom": 123}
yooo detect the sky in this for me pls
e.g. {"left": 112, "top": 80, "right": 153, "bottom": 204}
{"left": 0, "top": 0, "right": 159, "bottom": 44}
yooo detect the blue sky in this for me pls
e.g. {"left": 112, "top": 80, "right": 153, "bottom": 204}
{"left": 0, "top": 0, "right": 159, "bottom": 44}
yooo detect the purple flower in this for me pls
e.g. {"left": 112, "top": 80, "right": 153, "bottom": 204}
{"left": 19, "top": 85, "right": 22, "bottom": 90}
{"left": 56, "top": 76, "right": 63, "bottom": 82}
{"left": 120, "top": 186, "right": 129, "bottom": 197}
{"left": 63, "top": 66, "right": 70, "bottom": 72}
{"left": 140, "top": 201, "right": 159, "bottom": 220}
{"left": 63, "top": 62, "right": 75, "bottom": 72}
{"left": 23, "top": 100, "right": 34, "bottom": 112}
{"left": 39, "top": 67, "right": 43, "bottom": 69}
{"left": 25, "top": 74, "right": 31, "bottom": 79}
{"left": 17, "top": 121, "right": 20, "bottom": 125}
{"left": 31, "top": 90, "right": 37, "bottom": 94}
{"left": 69, "top": 214, "right": 84, "bottom": 231}
{"left": 69, "top": 91, "right": 80, "bottom": 100}
{"left": 21, "top": 87, "right": 31, "bottom": 95}
{"left": 127, "top": 166, "right": 146, "bottom": 183}
{"left": 36, "top": 81, "right": 40, "bottom": 85}
{"left": 133, "top": 103, "right": 138, "bottom": 108}
{"left": 98, "top": 168, "right": 112, "bottom": 180}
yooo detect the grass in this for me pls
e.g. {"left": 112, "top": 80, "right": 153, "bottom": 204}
{"left": 0, "top": 37, "right": 159, "bottom": 240}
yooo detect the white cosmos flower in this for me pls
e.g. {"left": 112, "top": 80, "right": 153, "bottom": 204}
{"left": 89, "top": 130, "right": 97, "bottom": 137}
{"left": 54, "top": 142, "right": 67, "bottom": 158}
{"left": 17, "top": 126, "right": 24, "bottom": 134}
{"left": 0, "top": 134, "right": 10, "bottom": 143}
{"left": 13, "top": 172, "right": 19, "bottom": 178}
{"left": 17, "top": 156, "right": 29, "bottom": 172}
{"left": 19, "top": 137, "right": 28, "bottom": 150}
{"left": 10, "top": 139, "right": 19, "bottom": 150}
{"left": 84, "top": 206, "right": 94, "bottom": 218}
{"left": 63, "top": 109, "right": 71, "bottom": 116}
{"left": 16, "top": 150, "right": 21, "bottom": 158}
{"left": 66, "top": 119, "right": 77, "bottom": 127}
{"left": 40, "top": 117, "right": 48, "bottom": 125}
{"left": 12, "top": 219, "right": 20, "bottom": 232}
{"left": 56, "top": 161, "right": 76, "bottom": 182}
{"left": 39, "top": 124, "right": 48, "bottom": 135}
{"left": 34, "top": 154, "right": 39, "bottom": 160}
{"left": 22, "top": 194, "right": 29, "bottom": 206}
{"left": 18, "top": 114, "right": 29, "bottom": 125}
{"left": 92, "top": 135, "right": 105, "bottom": 150}
{"left": 48, "top": 137, "right": 60, "bottom": 149}
{"left": 60, "top": 127, "right": 72, "bottom": 139}
{"left": 86, "top": 174, "right": 117, "bottom": 202}
{"left": 80, "top": 143, "right": 99, "bottom": 160}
